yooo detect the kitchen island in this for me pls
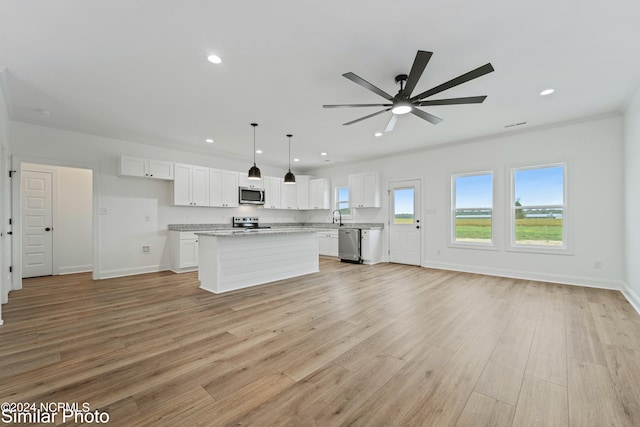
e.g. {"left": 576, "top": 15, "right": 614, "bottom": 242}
{"left": 195, "top": 228, "right": 319, "bottom": 294}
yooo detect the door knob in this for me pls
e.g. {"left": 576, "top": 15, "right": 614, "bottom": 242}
{"left": 45, "top": 227, "right": 51, "bottom": 231}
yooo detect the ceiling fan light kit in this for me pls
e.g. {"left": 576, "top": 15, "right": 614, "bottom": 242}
{"left": 248, "top": 123, "right": 261, "bottom": 180}
{"left": 323, "top": 50, "right": 494, "bottom": 132}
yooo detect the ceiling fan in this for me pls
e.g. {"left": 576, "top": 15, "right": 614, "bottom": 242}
{"left": 323, "top": 50, "right": 494, "bottom": 132}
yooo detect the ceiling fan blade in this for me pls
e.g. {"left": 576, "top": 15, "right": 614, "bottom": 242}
{"left": 323, "top": 103, "right": 392, "bottom": 108}
{"left": 343, "top": 108, "right": 392, "bottom": 126}
{"left": 417, "top": 96, "right": 487, "bottom": 106}
{"left": 385, "top": 114, "right": 398, "bottom": 132}
{"left": 403, "top": 50, "right": 433, "bottom": 98}
{"left": 343, "top": 72, "right": 394, "bottom": 101}
{"left": 411, "top": 63, "right": 495, "bottom": 101}
{"left": 411, "top": 108, "right": 443, "bottom": 125}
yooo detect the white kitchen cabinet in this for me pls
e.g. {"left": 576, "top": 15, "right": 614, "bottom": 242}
{"left": 281, "top": 180, "right": 298, "bottom": 210}
{"left": 348, "top": 172, "right": 380, "bottom": 208}
{"left": 281, "top": 175, "right": 311, "bottom": 210}
{"left": 210, "top": 168, "right": 239, "bottom": 207}
{"left": 119, "top": 155, "right": 174, "bottom": 180}
{"left": 173, "top": 163, "right": 210, "bottom": 206}
{"left": 318, "top": 229, "right": 339, "bottom": 257}
{"left": 361, "top": 229, "right": 382, "bottom": 264}
{"left": 263, "top": 176, "right": 282, "bottom": 209}
{"left": 309, "top": 178, "right": 330, "bottom": 210}
{"left": 169, "top": 231, "right": 199, "bottom": 272}
{"left": 238, "top": 172, "right": 264, "bottom": 189}
{"left": 296, "top": 175, "right": 311, "bottom": 210}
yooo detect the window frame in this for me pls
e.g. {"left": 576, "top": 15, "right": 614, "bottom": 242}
{"left": 335, "top": 185, "right": 352, "bottom": 219}
{"left": 450, "top": 170, "right": 496, "bottom": 249}
{"left": 509, "top": 162, "right": 570, "bottom": 254}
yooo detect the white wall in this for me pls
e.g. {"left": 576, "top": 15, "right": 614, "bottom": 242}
{"left": 22, "top": 163, "right": 93, "bottom": 275}
{"left": 10, "top": 121, "right": 306, "bottom": 279}
{"left": 307, "top": 115, "right": 625, "bottom": 289}
{"left": 0, "top": 69, "right": 10, "bottom": 322}
{"left": 623, "top": 89, "right": 640, "bottom": 309}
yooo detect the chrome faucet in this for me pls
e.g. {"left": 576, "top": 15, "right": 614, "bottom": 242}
{"left": 332, "top": 209, "right": 343, "bottom": 226}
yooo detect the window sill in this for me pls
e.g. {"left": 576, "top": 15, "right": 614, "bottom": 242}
{"left": 448, "top": 243, "right": 499, "bottom": 251}
{"left": 506, "top": 246, "right": 574, "bottom": 256}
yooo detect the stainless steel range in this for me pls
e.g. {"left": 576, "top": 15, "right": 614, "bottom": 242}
{"left": 232, "top": 217, "right": 271, "bottom": 230}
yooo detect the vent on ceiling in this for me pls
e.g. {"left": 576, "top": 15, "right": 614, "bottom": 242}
{"left": 505, "top": 121, "right": 527, "bottom": 128}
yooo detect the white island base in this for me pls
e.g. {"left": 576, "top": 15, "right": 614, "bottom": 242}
{"left": 196, "top": 229, "right": 319, "bottom": 294}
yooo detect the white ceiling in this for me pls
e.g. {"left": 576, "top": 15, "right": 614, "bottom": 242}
{"left": 1, "top": 0, "right": 639, "bottom": 171}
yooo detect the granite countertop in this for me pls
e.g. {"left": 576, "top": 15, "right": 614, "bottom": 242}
{"left": 169, "top": 222, "right": 384, "bottom": 232}
{"left": 195, "top": 228, "right": 322, "bottom": 237}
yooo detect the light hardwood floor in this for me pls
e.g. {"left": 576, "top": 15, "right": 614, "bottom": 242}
{"left": 2, "top": 258, "right": 640, "bottom": 426}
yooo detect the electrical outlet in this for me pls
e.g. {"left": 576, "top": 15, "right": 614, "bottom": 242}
{"left": 142, "top": 245, "right": 151, "bottom": 254}
{"left": 593, "top": 260, "right": 603, "bottom": 269}
{"left": 144, "top": 215, "right": 151, "bottom": 222}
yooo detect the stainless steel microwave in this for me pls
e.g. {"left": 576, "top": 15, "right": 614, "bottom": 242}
{"left": 239, "top": 187, "right": 265, "bottom": 205}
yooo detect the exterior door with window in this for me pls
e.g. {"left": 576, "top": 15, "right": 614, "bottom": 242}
{"left": 389, "top": 180, "right": 421, "bottom": 265}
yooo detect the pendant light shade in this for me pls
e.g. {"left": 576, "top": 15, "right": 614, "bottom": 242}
{"left": 248, "top": 123, "right": 261, "bottom": 180}
{"left": 284, "top": 134, "right": 296, "bottom": 184}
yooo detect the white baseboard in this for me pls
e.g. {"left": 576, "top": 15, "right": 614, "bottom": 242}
{"left": 622, "top": 283, "right": 640, "bottom": 316}
{"left": 97, "top": 264, "right": 170, "bottom": 280}
{"left": 57, "top": 264, "right": 93, "bottom": 275}
{"left": 422, "top": 261, "right": 624, "bottom": 291}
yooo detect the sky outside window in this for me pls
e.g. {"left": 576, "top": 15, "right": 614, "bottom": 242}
{"left": 515, "top": 166, "right": 564, "bottom": 205}
{"left": 455, "top": 174, "right": 492, "bottom": 208}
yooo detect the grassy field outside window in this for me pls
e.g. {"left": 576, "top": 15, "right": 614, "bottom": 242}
{"left": 453, "top": 172, "right": 493, "bottom": 244}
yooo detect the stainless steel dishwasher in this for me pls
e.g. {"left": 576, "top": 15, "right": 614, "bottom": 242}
{"left": 339, "top": 228, "right": 362, "bottom": 263}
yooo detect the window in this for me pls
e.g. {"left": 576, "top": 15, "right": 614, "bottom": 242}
{"left": 452, "top": 172, "right": 493, "bottom": 244}
{"left": 393, "top": 187, "right": 415, "bottom": 224}
{"left": 511, "top": 164, "right": 566, "bottom": 248}
{"left": 336, "top": 186, "right": 351, "bottom": 217}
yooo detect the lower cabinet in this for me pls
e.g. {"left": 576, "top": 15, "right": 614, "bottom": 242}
{"left": 170, "top": 231, "right": 199, "bottom": 273}
{"left": 318, "top": 230, "right": 339, "bottom": 257}
{"left": 361, "top": 229, "right": 382, "bottom": 265}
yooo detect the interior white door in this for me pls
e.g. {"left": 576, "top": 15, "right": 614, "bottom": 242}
{"left": 389, "top": 180, "right": 421, "bottom": 265}
{"left": 22, "top": 170, "right": 53, "bottom": 278}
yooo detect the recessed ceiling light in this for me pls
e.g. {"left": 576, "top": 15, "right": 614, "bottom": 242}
{"left": 540, "top": 88, "right": 555, "bottom": 96}
{"left": 256, "top": 149, "right": 262, "bottom": 154}
{"left": 207, "top": 54, "right": 222, "bottom": 64}
{"left": 320, "top": 152, "right": 327, "bottom": 156}
{"left": 293, "top": 158, "right": 300, "bottom": 162}
{"left": 374, "top": 132, "right": 383, "bottom": 137}
{"left": 205, "top": 138, "right": 214, "bottom": 144}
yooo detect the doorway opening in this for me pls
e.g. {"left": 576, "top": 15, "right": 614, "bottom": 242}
{"left": 20, "top": 163, "right": 93, "bottom": 279}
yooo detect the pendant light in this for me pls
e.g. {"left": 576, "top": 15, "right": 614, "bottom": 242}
{"left": 247, "top": 123, "right": 261, "bottom": 180}
{"left": 284, "top": 134, "right": 296, "bottom": 184}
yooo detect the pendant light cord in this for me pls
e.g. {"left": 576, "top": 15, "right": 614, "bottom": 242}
{"left": 253, "top": 124, "right": 257, "bottom": 166}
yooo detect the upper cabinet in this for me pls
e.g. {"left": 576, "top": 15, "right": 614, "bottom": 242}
{"left": 173, "top": 163, "right": 210, "bottom": 206}
{"left": 119, "top": 155, "right": 174, "bottom": 180}
{"left": 263, "top": 176, "right": 282, "bottom": 209}
{"left": 210, "top": 168, "right": 239, "bottom": 207}
{"left": 349, "top": 172, "right": 380, "bottom": 208}
{"left": 281, "top": 180, "right": 298, "bottom": 210}
{"left": 296, "top": 175, "right": 311, "bottom": 210}
{"left": 281, "top": 175, "right": 311, "bottom": 210}
{"left": 309, "top": 178, "right": 331, "bottom": 210}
